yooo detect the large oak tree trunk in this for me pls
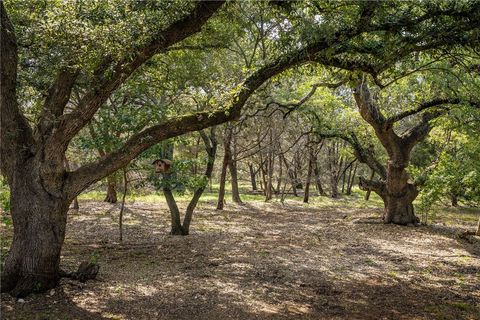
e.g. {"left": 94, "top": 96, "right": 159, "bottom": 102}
{"left": 351, "top": 79, "right": 443, "bottom": 226}
{"left": 384, "top": 163, "right": 418, "bottom": 224}
{"left": 1, "top": 175, "right": 69, "bottom": 297}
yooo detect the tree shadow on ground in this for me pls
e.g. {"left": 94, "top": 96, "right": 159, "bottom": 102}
{"left": 3, "top": 199, "right": 479, "bottom": 319}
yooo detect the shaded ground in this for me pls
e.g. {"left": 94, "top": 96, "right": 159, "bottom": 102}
{"left": 1, "top": 198, "right": 480, "bottom": 320}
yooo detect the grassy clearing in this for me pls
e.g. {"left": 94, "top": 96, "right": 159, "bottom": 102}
{"left": 77, "top": 185, "right": 479, "bottom": 228}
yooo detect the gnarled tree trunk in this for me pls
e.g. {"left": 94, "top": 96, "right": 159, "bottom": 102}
{"left": 352, "top": 79, "right": 444, "bottom": 225}
{"left": 1, "top": 170, "right": 70, "bottom": 297}
{"left": 383, "top": 163, "right": 419, "bottom": 224}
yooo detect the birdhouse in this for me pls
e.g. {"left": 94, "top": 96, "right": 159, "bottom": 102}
{"left": 152, "top": 159, "right": 172, "bottom": 174}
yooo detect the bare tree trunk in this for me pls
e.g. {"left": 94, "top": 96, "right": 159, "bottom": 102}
{"left": 64, "top": 158, "right": 79, "bottom": 209}
{"left": 265, "top": 129, "right": 274, "bottom": 201}
{"left": 276, "top": 154, "right": 282, "bottom": 195}
{"left": 119, "top": 168, "right": 128, "bottom": 242}
{"left": 364, "top": 170, "right": 375, "bottom": 200}
{"left": 304, "top": 149, "right": 314, "bottom": 203}
{"left": 73, "top": 198, "right": 79, "bottom": 210}
{"left": 230, "top": 131, "right": 242, "bottom": 203}
{"left": 104, "top": 174, "right": 118, "bottom": 203}
{"left": 229, "top": 161, "right": 242, "bottom": 203}
{"left": 450, "top": 193, "right": 459, "bottom": 207}
{"left": 183, "top": 132, "right": 217, "bottom": 234}
{"left": 248, "top": 163, "right": 257, "bottom": 191}
{"left": 163, "top": 185, "right": 184, "bottom": 235}
{"left": 216, "top": 128, "right": 232, "bottom": 210}
{"left": 281, "top": 154, "right": 298, "bottom": 197}
{"left": 314, "top": 161, "right": 326, "bottom": 196}
{"left": 330, "top": 171, "right": 339, "bottom": 198}
{"left": 346, "top": 162, "right": 357, "bottom": 195}
{"left": 327, "top": 142, "right": 340, "bottom": 198}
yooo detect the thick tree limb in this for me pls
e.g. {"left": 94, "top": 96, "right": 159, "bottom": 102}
{"left": 36, "top": 69, "right": 79, "bottom": 138}
{"left": 400, "top": 110, "right": 445, "bottom": 147}
{"left": 358, "top": 177, "right": 386, "bottom": 199}
{"left": 353, "top": 80, "right": 386, "bottom": 128}
{"left": 66, "top": 109, "right": 233, "bottom": 197}
{"left": 47, "top": 1, "right": 225, "bottom": 151}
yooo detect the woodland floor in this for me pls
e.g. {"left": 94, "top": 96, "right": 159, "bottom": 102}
{"left": 1, "top": 196, "right": 480, "bottom": 320}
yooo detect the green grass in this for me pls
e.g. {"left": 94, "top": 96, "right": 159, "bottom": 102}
{"left": 428, "top": 206, "right": 480, "bottom": 224}
{"left": 77, "top": 183, "right": 479, "bottom": 227}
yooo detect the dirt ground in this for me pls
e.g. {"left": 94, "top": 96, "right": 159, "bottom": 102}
{"left": 1, "top": 199, "right": 479, "bottom": 320}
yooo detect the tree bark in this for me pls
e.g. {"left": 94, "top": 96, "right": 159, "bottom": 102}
{"left": 161, "top": 130, "right": 217, "bottom": 235}
{"left": 118, "top": 168, "right": 128, "bottom": 241}
{"left": 1, "top": 174, "right": 69, "bottom": 297}
{"left": 383, "top": 163, "right": 419, "bottom": 224}
{"left": 313, "top": 161, "right": 326, "bottom": 196}
{"left": 265, "top": 128, "right": 274, "bottom": 201}
{"left": 248, "top": 163, "right": 258, "bottom": 191}
{"left": 281, "top": 154, "right": 298, "bottom": 196}
{"left": 104, "top": 175, "right": 118, "bottom": 203}
{"left": 330, "top": 171, "right": 339, "bottom": 198}
{"left": 3, "top": 2, "right": 475, "bottom": 297}
{"left": 230, "top": 132, "right": 242, "bottom": 203}
{"left": 276, "top": 154, "right": 282, "bottom": 195}
{"left": 64, "top": 158, "right": 79, "bottom": 209}
{"left": 328, "top": 146, "right": 339, "bottom": 198}
{"left": 304, "top": 148, "right": 314, "bottom": 203}
{"left": 346, "top": 162, "right": 357, "bottom": 195}
{"left": 72, "top": 197, "right": 79, "bottom": 210}
{"left": 216, "top": 127, "right": 232, "bottom": 210}
{"left": 182, "top": 129, "right": 217, "bottom": 234}
{"left": 163, "top": 186, "right": 185, "bottom": 235}
{"left": 353, "top": 79, "right": 431, "bottom": 225}
{"left": 364, "top": 170, "right": 375, "bottom": 201}
{"left": 450, "top": 193, "right": 459, "bottom": 207}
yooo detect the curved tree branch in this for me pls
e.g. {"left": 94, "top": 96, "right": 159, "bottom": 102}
{"left": 47, "top": 1, "right": 226, "bottom": 153}
{"left": 386, "top": 98, "right": 460, "bottom": 123}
